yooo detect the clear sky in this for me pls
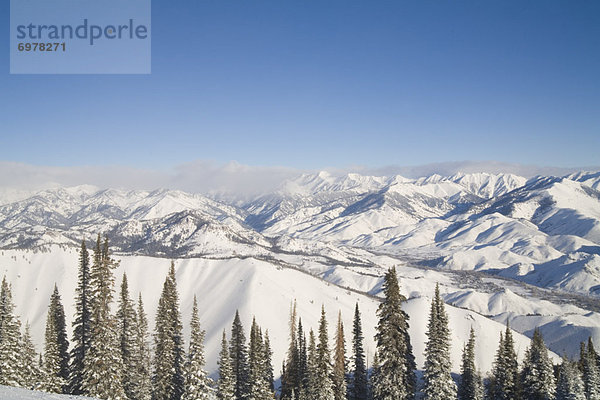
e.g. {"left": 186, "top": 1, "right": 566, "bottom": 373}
{"left": 1, "top": 1, "right": 599, "bottom": 170}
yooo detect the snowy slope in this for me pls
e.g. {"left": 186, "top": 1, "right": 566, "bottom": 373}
{"left": 479, "top": 176, "right": 600, "bottom": 244}
{"left": 436, "top": 172, "right": 526, "bottom": 198}
{"left": 568, "top": 171, "right": 600, "bottom": 191}
{"left": 0, "top": 385, "right": 98, "bottom": 399}
{"left": 0, "top": 247, "right": 582, "bottom": 379}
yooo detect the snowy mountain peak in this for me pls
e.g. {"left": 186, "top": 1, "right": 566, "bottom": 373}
{"left": 567, "top": 171, "right": 600, "bottom": 190}
{"left": 278, "top": 171, "right": 391, "bottom": 196}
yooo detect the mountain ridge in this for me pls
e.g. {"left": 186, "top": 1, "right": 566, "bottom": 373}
{"left": 1, "top": 170, "right": 600, "bottom": 300}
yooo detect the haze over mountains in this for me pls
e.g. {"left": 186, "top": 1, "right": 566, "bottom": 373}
{"left": 1, "top": 170, "right": 600, "bottom": 377}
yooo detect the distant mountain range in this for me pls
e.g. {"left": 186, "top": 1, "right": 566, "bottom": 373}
{"left": 1, "top": 170, "right": 599, "bottom": 298}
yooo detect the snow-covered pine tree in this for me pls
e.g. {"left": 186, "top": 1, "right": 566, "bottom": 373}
{"left": 502, "top": 324, "right": 520, "bottom": 399}
{"left": 153, "top": 261, "right": 185, "bottom": 400}
{"left": 333, "top": 311, "right": 348, "bottom": 400}
{"left": 372, "top": 267, "right": 416, "bottom": 400}
{"left": 581, "top": 340, "right": 600, "bottom": 400}
{"left": 296, "top": 319, "right": 308, "bottom": 399}
{"left": 457, "top": 327, "right": 483, "bottom": 400}
{"left": 69, "top": 239, "right": 92, "bottom": 395}
{"left": 20, "top": 322, "right": 41, "bottom": 390}
{"left": 52, "top": 285, "right": 70, "bottom": 389}
{"left": 520, "top": 328, "right": 556, "bottom": 400}
{"left": 556, "top": 356, "right": 585, "bottom": 400}
{"left": 315, "top": 306, "right": 335, "bottom": 400}
{"left": 281, "top": 300, "right": 299, "bottom": 400}
{"left": 0, "top": 276, "right": 23, "bottom": 387}
{"left": 248, "top": 317, "right": 272, "bottom": 400}
{"left": 349, "top": 303, "right": 367, "bottom": 400}
{"left": 487, "top": 332, "right": 504, "bottom": 399}
{"left": 487, "top": 323, "right": 520, "bottom": 400}
{"left": 182, "top": 296, "right": 212, "bottom": 400}
{"left": 217, "top": 331, "right": 235, "bottom": 400}
{"left": 116, "top": 273, "right": 138, "bottom": 400}
{"left": 306, "top": 329, "right": 319, "bottom": 400}
{"left": 263, "top": 331, "right": 275, "bottom": 393}
{"left": 132, "top": 293, "right": 152, "bottom": 400}
{"left": 82, "top": 236, "right": 126, "bottom": 400}
{"left": 589, "top": 338, "right": 599, "bottom": 368}
{"left": 229, "top": 310, "right": 249, "bottom": 400}
{"left": 43, "top": 289, "right": 68, "bottom": 394}
{"left": 423, "top": 284, "right": 456, "bottom": 400}
{"left": 43, "top": 285, "right": 69, "bottom": 393}
{"left": 369, "top": 351, "right": 380, "bottom": 400}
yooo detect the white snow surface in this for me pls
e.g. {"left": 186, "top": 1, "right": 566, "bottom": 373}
{"left": 0, "top": 385, "right": 98, "bottom": 400}
{"left": 0, "top": 246, "right": 583, "bottom": 380}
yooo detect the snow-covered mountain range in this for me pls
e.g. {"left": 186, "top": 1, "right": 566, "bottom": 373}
{"left": 1, "top": 170, "right": 600, "bottom": 376}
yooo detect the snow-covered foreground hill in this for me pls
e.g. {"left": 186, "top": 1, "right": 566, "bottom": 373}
{"left": 0, "top": 247, "right": 578, "bottom": 380}
{"left": 0, "top": 385, "right": 98, "bottom": 400}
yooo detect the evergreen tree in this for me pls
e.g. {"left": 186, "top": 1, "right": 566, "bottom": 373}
{"left": 369, "top": 352, "right": 380, "bottom": 400}
{"left": 556, "top": 356, "right": 585, "bottom": 400}
{"left": 20, "top": 322, "right": 41, "bottom": 390}
{"left": 333, "top": 311, "right": 348, "bottom": 400}
{"left": 82, "top": 236, "right": 126, "bottom": 400}
{"left": 488, "top": 332, "right": 505, "bottom": 400}
{"left": 248, "top": 317, "right": 272, "bottom": 400}
{"left": 217, "top": 331, "right": 235, "bottom": 400}
{"left": 501, "top": 325, "right": 520, "bottom": 399}
{"left": 350, "top": 303, "right": 368, "bottom": 400}
{"left": 580, "top": 342, "right": 587, "bottom": 374}
{"left": 423, "top": 284, "right": 456, "bottom": 400}
{"left": 263, "top": 331, "right": 275, "bottom": 393}
{"left": 581, "top": 340, "right": 600, "bottom": 400}
{"left": 306, "top": 329, "right": 319, "bottom": 400}
{"left": 43, "top": 290, "right": 67, "bottom": 393}
{"left": 69, "top": 239, "right": 92, "bottom": 395}
{"left": 487, "top": 323, "right": 520, "bottom": 400}
{"left": 281, "top": 301, "right": 299, "bottom": 400}
{"left": 457, "top": 328, "right": 483, "bottom": 400}
{"left": 42, "top": 285, "right": 69, "bottom": 393}
{"left": 589, "top": 338, "right": 599, "bottom": 368}
{"left": 51, "top": 284, "right": 70, "bottom": 389}
{"left": 153, "top": 261, "right": 185, "bottom": 400}
{"left": 0, "top": 276, "right": 23, "bottom": 387}
{"left": 117, "top": 273, "right": 138, "bottom": 400}
{"left": 132, "top": 293, "right": 152, "bottom": 400}
{"left": 316, "top": 306, "right": 335, "bottom": 400}
{"left": 230, "top": 310, "right": 249, "bottom": 400}
{"left": 520, "top": 329, "right": 556, "bottom": 400}
{"left": 183, "top": 296, "right": 212, "bottom": 400}
{"left": 296, "top": 320, "right": 308, "bottom": 399}
{"left": 372, "top": 267, "right": 416, "bottom": 400}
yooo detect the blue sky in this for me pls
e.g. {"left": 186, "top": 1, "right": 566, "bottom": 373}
{"left": 1, "top": 1, "right": 599, "bottom": 170}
